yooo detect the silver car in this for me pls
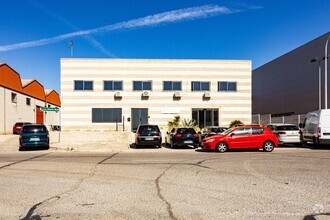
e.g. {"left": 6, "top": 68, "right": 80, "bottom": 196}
{"left": 267, "top": 124, "right": 302, "bottom": 146}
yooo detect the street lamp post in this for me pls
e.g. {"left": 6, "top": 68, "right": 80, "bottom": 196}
{"left": 325, "top": 33, "right": 330, "bottom": 109}
{"left": 310, "top": 57, "right": 322, "bottom": 110}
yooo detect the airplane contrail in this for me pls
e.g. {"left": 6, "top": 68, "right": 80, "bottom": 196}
{"left": 0, "top": 5, "right": 236, "bottom": 52}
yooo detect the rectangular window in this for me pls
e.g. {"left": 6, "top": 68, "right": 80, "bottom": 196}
{"left": 191, "top": 81, "right": 210, "bottom": 91}
{"left": 133, "top": 81, "right": 152, "bottom": 91}
{"left": 92, "top": 108, "right": 122, "bottom": 123}
{"left": 218, "top": 81, "right": 237, "bottom": 92}
{"left": 11, "top": 93, "right": 17, "bottom": 103}
{"left": 163, "top": 81, "right": 182, "bottom": 91}
{"left": 74, "top": 80, "right": 93, "bottom": 91}
{"left": 104, "top": 81, "right": 123, "bottom": 91}
{"left": 26, "top": 98, "right": 31, "bottom": 106}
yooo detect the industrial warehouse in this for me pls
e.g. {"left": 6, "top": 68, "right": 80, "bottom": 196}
{"left": 0, "top": 63, "right": 61, "bottom": 134}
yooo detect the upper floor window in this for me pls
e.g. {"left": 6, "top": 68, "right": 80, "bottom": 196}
{"left": 104, "top": 81, "right": 123, "bottom": 91}
{"left": 11, "top": 93, "right": 17, "bottom": 103}
{"left": 74, "top": 80, "right": 93, "bottom": 91}
{"left": 163, "top": 81, "right": 182, "bottom": 91}
{"left": 191, "top": 81, "right": 210, "bottom": 91}
{"left": 133, "top": 81, "right": 152, "bottom": 91}
{"left": 26, "top": 98, "right": 31, "bottom": 106}
{"left": 218, "top": 81, "right": 237, "bottom": 92}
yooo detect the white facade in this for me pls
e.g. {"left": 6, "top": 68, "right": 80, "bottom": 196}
{"left": 61, "top": 58, "right": 251, "bottom": 131}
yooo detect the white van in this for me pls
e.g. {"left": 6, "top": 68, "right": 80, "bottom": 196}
{"left": 300, "top": 109, "right": 330, "bottom": 145}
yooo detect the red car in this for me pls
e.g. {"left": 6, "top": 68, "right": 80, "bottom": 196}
{"left": 13, "top": 122, "right": 32, "bottom": 134}
{"left": 202, "top": 125, "right": 278, "bottom": 153}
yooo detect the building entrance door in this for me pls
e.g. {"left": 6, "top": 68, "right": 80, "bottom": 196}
{"left": 131, "top": 108, "right": 148, "bottom": 131}
{"left": 192, "top": 108, "right": 219, "bottom": 128}
{"left": 36, "top": 106, "right": 44, "bottom": 124}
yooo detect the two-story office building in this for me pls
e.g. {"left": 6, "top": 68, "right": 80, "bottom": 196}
{"left": 61, "top": 58, "right": 251, "bottom": 131}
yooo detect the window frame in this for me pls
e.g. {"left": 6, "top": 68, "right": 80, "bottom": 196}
{"left": 218, "top": 81, "right": 237, "bottom": 92}
{"left": 92, "top": 108, "right": 122, "bottom": 123}
{"left": 191, "top": 81, "right": 210, "bottom": 92}
{"left": 133, "top": 81, "right": 152, "bottom": 91}
{"left": 74, "top": 80, "right": 94, "bottom": 91}
{"left": 11, "top": 92, "right": 17, "bottom": 104}
{"left": 103, "top": 80, "right": 123, "bottom": 91}
{"left": 163, "top": 81, "right": 182, "bottom": 91}
{"left": 26, "top": 97, "right": 31, "bottom": 106}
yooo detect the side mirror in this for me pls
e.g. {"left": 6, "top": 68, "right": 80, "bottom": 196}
{"left": 230, "top": 133, "right": 235, "bottom": 137}
{"left": 166, "top": 131, "right": 169, "bottom": 135}
{"left": 298, "top": 123, "right": 303, "bottom": 128}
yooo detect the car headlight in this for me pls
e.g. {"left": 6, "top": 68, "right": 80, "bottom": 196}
{"left": 205, "top": 138, "right": 215, "bottom": 143}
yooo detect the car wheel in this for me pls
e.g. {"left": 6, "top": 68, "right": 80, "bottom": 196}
{"left": 263, "top": 141, "right": 274, "bottom": 152}
{"left": 157, "top": 144, "right": 162, "bottom": 148}
{"left": 216, "top": 142, "right": 228, "bottom": 153}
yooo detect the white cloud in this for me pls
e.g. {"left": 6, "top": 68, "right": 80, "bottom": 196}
{"left": 0, "top": 5, "right": 235, "bottom": 52}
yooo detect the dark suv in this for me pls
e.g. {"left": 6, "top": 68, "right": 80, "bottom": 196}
{"left": 166, "top": 127, "right": 200, "bottom": 148}
{"left": 135, "top": 124, "right": 162, "bottom": 148}
{"left": 19, "top": 124, "right": 49, "bottom": 151}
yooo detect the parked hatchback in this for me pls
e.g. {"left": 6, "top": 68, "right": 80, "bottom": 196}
{"left": 135, "top": 124, "right": 162, "bottom": 148}
{"left": 202, "top": 125, "right": 278, "bottom": 153}
{"left": 267, "top": 124, "right": 302, "bottom": 146}
{"left": 166, "top": 127, "right": 200, "bottom": 148}
{"left": 13, "top": 122, "right": 32, "bottom": 134}
{"left": 19, "top": 124, "right": 49, "bottom": 151}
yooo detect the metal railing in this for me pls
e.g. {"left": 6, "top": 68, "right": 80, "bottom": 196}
{"left": 252, "top": 114, "right": 307, "bottom": 125}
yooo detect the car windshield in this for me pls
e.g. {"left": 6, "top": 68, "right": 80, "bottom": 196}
{"left": 22, "top": 126, "right": 47, "bottom": 133}
{"left": 210, "top": 128, "right": 222, "bottom": 133}
{"left": 276, "top": 125, "right": 299, "bottom": 131}
{"left": 177, "top": 128, "right": 196, "bottom": 134}
{"left": 222, "top": 127, "right": 235, "bottom": 135}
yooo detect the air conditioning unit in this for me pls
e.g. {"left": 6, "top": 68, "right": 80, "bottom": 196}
{"left": 114, "top": 91, "right": 123, "bottom": 97}
{"left": 204, "top": 91, "right": 211, "bottom": 98}
{"left": 142, "top": 90, "right": 151, "bottom": 97}
{"left": 174, "top": 91, "right": 182, "bottom": 97}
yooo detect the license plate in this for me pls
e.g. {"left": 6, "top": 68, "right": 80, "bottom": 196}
{"left": 30, "top": 138, "right": 40, "bottom": 141}
{"left": 184, "top": 140, "right": 193, "bottom": 144}
{"left": 145, "top": 137, "right": 154, "bottom": 140}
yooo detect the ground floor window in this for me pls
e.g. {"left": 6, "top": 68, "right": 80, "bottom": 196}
{"left": 92, "top": 108, "right": 122, "bottom": 123}
{"left": 192, "top": 108, "right": 219, "bottom": 128}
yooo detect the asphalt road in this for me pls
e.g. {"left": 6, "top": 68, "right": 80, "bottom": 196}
{"left": 0, "top": 147, "right": 329, "bottom": 220}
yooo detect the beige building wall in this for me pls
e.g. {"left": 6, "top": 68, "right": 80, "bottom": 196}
{"left": 61, "top": 58, "right": 251, "bottom": 131}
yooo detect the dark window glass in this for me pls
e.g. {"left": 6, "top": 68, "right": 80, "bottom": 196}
{"left": 276, "top": 126, "right": 299, "bottom": 131}
{"left": 228, "top": 82, "right": 237, "bottom": 91}
{"left": 192, "top": 82, "right": 200, "bottom": 91}
{"left": 92, "top": 108, "right": 122, "bottom": 123}
{"left": 201, "top": 82, "right": 210, "bottom": 91}
{"left": 219, "top": 82, "right": 227, "bottom": 91}
{"left": 114, "top": 81, "right": 123, "bottom": 90}
{"left": 173, "top": 82, "right": 181, "bottom": 91}
{"left": 104, "top": 81, "right": 113, "bottom": 90}
{"left": 213, "top": 110, "right": 219, "bottom": 126}
{"left": 163, "top": 81, "right": 172, "bottom": 91}
{"left": 143, "top": 81, "right": 152, "bottom": 90}
{"left": 74, "top": 81, "right": 84, "bottom": 90}
{"left": 22, "top": 126, "right": 47, "bottom": 133}
{"left": 84, "top": 81, "right": 93, "bottom": 90}
{"left": 177, "top": 128, "right": 196, "bottom": 134}
{"left": 138, "top": 125, "right": 160, "bottom": 135}
{"left": 252, "top": 128, "right": 264, "bottom": 134}
{"left": 26, "top": 98, "right": 31, "bottom": 106}
{"left": 133, "top": 81, "right": 142, "bottom": 91}
{"left": 234, "top": 128, "right": 251, "bottom": 135}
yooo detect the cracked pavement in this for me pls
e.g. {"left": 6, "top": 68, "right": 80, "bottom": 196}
{"left": 0, "top": 147, "right": 329, "bottom": 219}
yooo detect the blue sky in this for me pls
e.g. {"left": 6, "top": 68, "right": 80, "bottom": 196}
{"left": 0, "top": 0, "right": 329, "bottom": 93}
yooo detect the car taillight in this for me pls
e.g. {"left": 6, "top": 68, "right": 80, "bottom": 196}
{"left": 19, "top": 135, "right": 22, "bottom": 141}
{"left": 175, "top": 134, "right": 182, "bottom": 138}
{"left": 136, "top": 132, "right": 140, "bottom": 137}
{"left": 194, "top": 134, "right": 199, "bottom": 138}
{"left": 158, "top": 132, "right": 162, "bottom": 137}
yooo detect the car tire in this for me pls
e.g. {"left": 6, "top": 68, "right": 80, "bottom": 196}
{"left": 263, "top": 141, "right": 274, "bottom": 152}
{"left": 157, "top": 144, "right": 162, "bottom": 148}
{"left": 216, "top": 142, "right": 228, "bottom": 153}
